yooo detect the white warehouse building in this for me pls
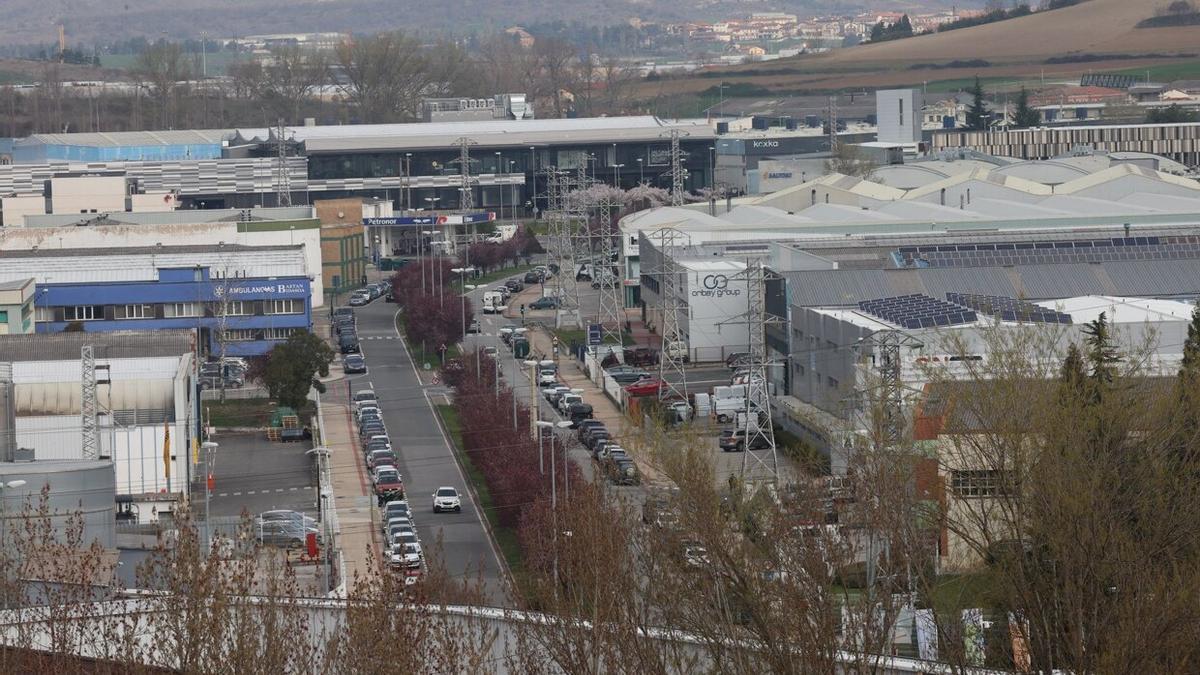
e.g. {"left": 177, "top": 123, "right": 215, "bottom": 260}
{"left": 0, "top": 331, "right": 198, "bottom": 514}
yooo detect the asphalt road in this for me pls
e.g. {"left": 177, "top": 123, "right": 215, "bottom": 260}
{"left": 203, "top": 431, "right": 317, "bottom": 520}
{"left": 350, "top": 297, "right": 506, "bottom": 600}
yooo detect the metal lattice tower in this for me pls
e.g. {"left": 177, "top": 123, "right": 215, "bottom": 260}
{"left": 859, "top": 330, "right": 924, "bottom": 448}
{"left": 737, "top": 259, "right": 781, "bottom": 484}
{"left": 274, "top": 120, "right": 292, "bottom": 207}
{"left": 453, "top": 137, "right": 477, "bottom": 212}
{"left": 666, "top": 129, "right": 687, "bottom": 206}
{"left": 594, "top": 195, "right": 624, "bottom": 345}
{"left": 80, "top": 345, "right": 99, "bottom": 460}
{"left": 827, "top": 96, "right": 839, "bottom": 155}
{"left": 542, "top": 167, "right": 580, "bottom": 326}
{"left": 651, "top": 227, "right": 691, "bottom": 402}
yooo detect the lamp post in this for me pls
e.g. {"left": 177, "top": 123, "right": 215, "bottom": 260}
{"left": 637, "top": 158, "right": 644, "bottom": 184}
{"left": 421, "top": 228, "right": 438, "bottom": 294}
{"left": 0, "top": 479, "right": 27, "bottom": 549}
{"left": 495, "top": 151, "right": 503, "bottom": 221}
{"left": 536, "top": 419, "right": 572, "bottom": 595}
{"left": 404, "top": 153, "right": 413, "bottom": 212}
{"left": 613, "top": 163, "right": 624, "bottom": 189}
{"left": 201, "top": 441, "right": 218, "bottom": 549}
{"left": 523, "top": 358, "right": 539, "bottom": 439}
{"left": 454, "top": 275, "right": 478, "bottom": 375}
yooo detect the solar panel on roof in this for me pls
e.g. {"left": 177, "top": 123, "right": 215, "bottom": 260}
{"left": 858, "top": 294, "right": 977, "bottom": 329}
{"left": 946, "top": 292, "right": 1072, "bottom": 325}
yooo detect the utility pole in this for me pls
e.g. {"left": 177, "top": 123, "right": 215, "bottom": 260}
{"left": 734, "top": 259, "right": 782, "bottom": 485}
{"left": 651, "top": 227, "right": 691, "bottom": 402}
{"left": 594, "top": 195, "right": 624, "bottom": 346}
{"left": 452, "top": 137, "right": 478, "bottom": 256}
{"left": 275, "top": 120, "right": 292, "bottom": 208}
{"left": 827, "top": 96, "right": 839, "bottom": 155}
{"left": 81, "top": 345, "right": 100, "bottom": 460}
{"left": 665, "top": 129, "right": 688, "bottom": 206}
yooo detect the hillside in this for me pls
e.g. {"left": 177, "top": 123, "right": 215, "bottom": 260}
{"left": 0, "top": 0, "right": 976, "bottom": 45}
{"left": 637, "top": 0, "right": 1200, "bottom": 98}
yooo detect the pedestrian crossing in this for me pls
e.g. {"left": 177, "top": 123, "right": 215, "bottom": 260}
{"left": 359, "top": 336, "right": 401, "bottom": 341}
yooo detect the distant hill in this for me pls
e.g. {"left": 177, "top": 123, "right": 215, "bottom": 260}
{"left": 0, "top": 0, "right": 977, "bottom": 45}
{"left": 637, "top": 0, "right": 1200, "bottom": 98}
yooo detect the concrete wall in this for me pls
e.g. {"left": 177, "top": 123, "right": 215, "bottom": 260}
{"left": 48, "top": 176, "right": 126, "bottom": 215}
{"left": 0, "top": 195, "right": 45, "bottom": 226}
{"left": 877, "top": 89, "right": 920, "bottom": 145}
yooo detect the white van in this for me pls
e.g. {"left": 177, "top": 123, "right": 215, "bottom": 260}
{"left": 482, "top": 291, "right": 506, "bottom": 314}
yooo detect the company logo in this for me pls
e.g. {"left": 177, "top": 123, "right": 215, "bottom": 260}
{"left": 692, "top": 274, "right": 741, "bottom": 299}
{"left": 766, "top": 172, "right": 793, "bottom": 179}
{"left": 752, "top": 140, "right": 780, "bottom": 148}
{"left": 214, "top": 282, "right": 307, "bottom": 298}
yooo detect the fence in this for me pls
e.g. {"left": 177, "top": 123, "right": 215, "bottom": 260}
{"left": 200, "top": 386, "right": 269, "bottom": 401}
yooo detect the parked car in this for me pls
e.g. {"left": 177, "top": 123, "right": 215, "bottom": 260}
{"left": 624, "top": 347, "right": 659, "bottom": 367}
{"left": 256, "top": 520, "right": 316, "bottom": 548}
{"left": 624, "top": 377, "right": 667, "bottom": 397}
{"left": 339, "top": 336, "right": 361, "bottom": 354}
{"left": 504, "top": 279, "right": 524, "bottom": 292}
{"left": 382, "top": 500, "right": 411, "bottom": 523}
{"left": 343, "top": 354, "right": 367, "bottom": 374}
{"left": 726, "top": 352, "right": 752, "bottom": 370}
{"left": 523, "top": 271, "right": 542, "bottom": 284}
{"left": 373, "top": 468, "right": 405, "bottom": 498}
{"left": 466, "top": 319, "right": 481, "bottom": 334}
{"left": 567, "top": 402, "right": 594, "bottom": 428}
{"left": 544, "top": 385, "right": 571, "bottom": 404}
{"left": 333, "top": 307, "right": 354, "bottom": 319}
{"left": 529, "top": 296, "right": 559, "bottom": 310}
{"left": 557, "top": 393, "right": 583, "bottom": 415}
{"left": 432, "top": 486, "right": 462, "bottom": 513}
{"left": 576, "top": 420, "right": 605, "bottom": 440}
{"left": 366, "top": 449, "right": 397, "bottom": 471}
{"left": 349, "top": 293, "right": 370, "bottom": 307}
{"left": 607, "top": 367, "right": 650, "bottom": 385}
{"left": 719, "top": 428, "right": 771, "bottom": 453}
{"left": 353, "top": 390, "right": 377, "bottom": 404}
{"left": 538, "top": 367, "right": 559, "bottom": 387}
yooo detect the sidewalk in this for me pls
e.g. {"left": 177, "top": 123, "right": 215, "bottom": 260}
{"left": 322, "top": 397, "right": 379, "bottom": 589}
{"left": 518, "top": 323, "right": 668, "bottom": 487}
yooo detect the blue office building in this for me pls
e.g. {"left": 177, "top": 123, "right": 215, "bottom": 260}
{"left": 0, "top": 244, "right": 313, "bottom": 357}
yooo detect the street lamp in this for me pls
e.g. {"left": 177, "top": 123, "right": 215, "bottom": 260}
{"left": 613, "top": 163, "right": 624, "bottom": 189}
{"left": 536, "top": 419, "right": 573, "bottom": 595}
{"left": 0, "top": 479, "right": 25, "bottom": 548}
{"left": 637, "top": 158, "right": 644, "bottom": 184}
{"left": 495, "top": 151, "right": 503, "bottom": 221}
{"left": 523, "top": 358, "right": 540, "bottom": 439}
{"left": 201, "top": 441, "right": 218, "bottom": 549}
{"left": 421, "top": 229, "right": 438, "bottom": 294}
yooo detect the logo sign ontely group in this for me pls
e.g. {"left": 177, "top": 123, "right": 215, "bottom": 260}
{"left": 691, "top": 273, "right": 741, "bottom": 299}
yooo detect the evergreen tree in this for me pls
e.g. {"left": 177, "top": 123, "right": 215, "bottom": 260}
{"left": 870, "top": 22, "right": 884, "bottom": 41}
{"left": 966, "top": 76, "right": 990, "bottom": 130}
{"left": 895, "top": 15, "right": 914, "bottom": 37}
{"left": 1059, "top": 343, "right": 1087, "bottom": 405}
{"left": 1013, "top": 87, "right": 1041, "bottom": 128}
{"left": 1083, "top": 312, "right": 1120, "bottom": 396}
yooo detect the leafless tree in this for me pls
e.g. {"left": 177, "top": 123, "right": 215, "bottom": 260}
{"left": 133, "top": 42, "right": 191, "bottom": 129}
{"left": 259, "top": 46, "right": 330, "bottom": 124}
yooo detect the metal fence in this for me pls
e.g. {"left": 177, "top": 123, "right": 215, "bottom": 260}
{"left": 200, "top": 386, "right": 270, "bottom": 401}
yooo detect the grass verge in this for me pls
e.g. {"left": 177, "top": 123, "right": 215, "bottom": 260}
{"left": 203, "top": 397, "right": 315, "bottom": 428}
{"left": 395, "top": 312, "right": 462, "bottom": 368}
{"left": 435, "top": 404, "right": 524, "bottom": 578}
{"left": 452, "top": 263, "right": 537, "bottom": 292}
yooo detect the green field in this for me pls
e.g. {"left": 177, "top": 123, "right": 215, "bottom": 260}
{"left": 1114, "top": 60, "right": 1200, "bottom": 82}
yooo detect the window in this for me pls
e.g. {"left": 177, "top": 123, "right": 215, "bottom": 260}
{"left": 265, "top": 299, "right": 303, "bottom": 315}
{"left": 950, "top": 470, "right": 1010, "bottom": 498}
{"left": 116, "top": 304, "right": 153, "bottom": 320}
{"left": 263, "top": 328, "right": 297, "bottom": 340}
{"left": 65, "top": 305, "right": 102, "bottom": 321}
{"left": 34, "top": 306, "right": 53, "bottom": 323}
{"left": 164, "top": 302, "right": 202, "bottom": 318}
{"left": 827, "top": 376, "right": 838, "bottom": 388}
{"left": 898, "top": 98, "right": 904, "bottom": 126}
{"left": 0, "top": 310, "right": 6, "bottom": 323}
{"left": 216, "top": 301, "right": 250, "bottom": 316}
{"left": 222, "top": 329, "right": 258, "bottom": 342}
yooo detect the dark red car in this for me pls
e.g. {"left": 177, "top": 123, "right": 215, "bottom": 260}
{"left": 373, "top": 468, "right": 405, "bottom": 498}
{"left": 624, "top": 377, "right": 667, "bottom": 397}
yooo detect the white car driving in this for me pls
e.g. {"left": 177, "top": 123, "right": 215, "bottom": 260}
{"left": 432, "top": 486, "right": 462, "bottom": 513}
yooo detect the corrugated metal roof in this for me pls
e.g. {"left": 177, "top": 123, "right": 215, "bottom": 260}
{"left": 0, "top": 330, "right": 194, "bottom": 362}
{"left": 1013, "top": 263, "right": 1110, "bottom": 298}
{"left": 23, "top": 206, "right": 315, "bottom": 228}
{"left": 0, "top": 245, "right": 308, "bottom": 285}
{"left": 1104, "top": 259, "right": 1200, "bottom": 297}
{"left": 18, "top": 129, "right": 230, "bottom": 148}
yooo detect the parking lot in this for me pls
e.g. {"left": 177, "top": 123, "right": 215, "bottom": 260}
{"left": 201, "top": 431, "right": 317, "bottom": 521}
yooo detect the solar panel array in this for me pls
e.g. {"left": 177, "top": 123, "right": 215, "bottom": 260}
{"left": 858, "top": 294, "right": 978, "bottom": 329}
{"left": 946, "top": 292, "right": 1073, "bottom": 324}
{"left": 893, "top": 235, "right": 1200, "bottom": 269}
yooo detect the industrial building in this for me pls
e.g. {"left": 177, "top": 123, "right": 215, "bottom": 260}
{"left": 0, "top": 279, "right": 35, "bottom": 335}
{"left": 5, "top": 116, "right": 716, "bottom": 214}
{"left": 931, "top": 121, "right": 1200, "bottom": 168}
{"left": 0, "top": 206, "right": 325, "bottom": 308}
{"left": 0, "top": 244, "right": 313, "bottom": 357}
{"left": 0, "top": 330, "right": 198, "bottom": 518}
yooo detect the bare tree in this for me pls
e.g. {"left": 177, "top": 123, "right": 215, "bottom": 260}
{"left": 335, "top": 32, "right": 438, "bottom": 123}
{"left": 260, "top": 45, "right": 329, "bottom": 124}
{"left": 133, "top": 41, "right": 191, "bottom": 129}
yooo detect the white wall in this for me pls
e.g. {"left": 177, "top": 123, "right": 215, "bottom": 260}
{"left": 683, "top": 265, "right": 751, "bottom": 362}
{"left": 0, "top": 195, "right": 45, "bottom": 226}
{"left": 49, "top": 176, "right": 126, "bottom": 215}
{"left": 877, "top": 89, "right": 920, "bottom": 145}
{"left": 0, "top": 223, "right": 324, "bottom": 306}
